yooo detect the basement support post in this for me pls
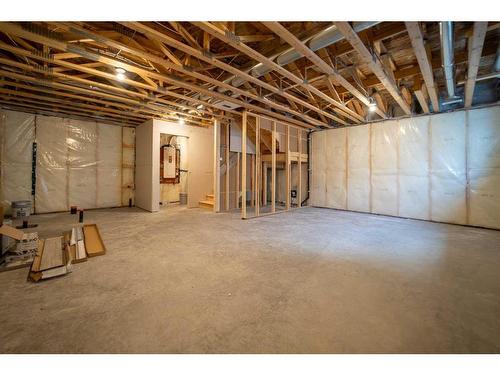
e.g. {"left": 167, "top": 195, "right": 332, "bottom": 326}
{"left": 241, "top": 111, "right": 247, "bottom": 219}
{"left": 255, "top": 116, "right": 260, "bottom": 217}
{"left": 236, "top": 152, "right": 240, "bottom": 209}
{"left": 285, "top": 124, "right": 291, "bottom": 210}
{"left": 263, "top": 162, "right": 268, "bottom": 207}
{"left": 213, "top": 118, "right": 220, "bottom": 213}
{"left": 250, "top": 154, "right": 255, "bottom": 207}
{"left": 271, "top": 121, "right": 276, "bottom": 213}
{"left": 298, "top": 129, "right": 302, "bottom": 208}
{"left": 225, "top": 122, "right": 230, "bottom": 211}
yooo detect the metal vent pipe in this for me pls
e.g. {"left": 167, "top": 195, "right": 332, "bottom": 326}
{"left": 440, "top": 21, "right": 457, "bottom": 99}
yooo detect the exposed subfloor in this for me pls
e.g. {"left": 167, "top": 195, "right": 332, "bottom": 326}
{"left": 1, "top": 206, "right": 499, "bottom": 353}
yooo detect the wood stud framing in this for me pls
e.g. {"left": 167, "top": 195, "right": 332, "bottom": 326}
{"left": 464, "top": 22, "right": 488, "bottom": 108}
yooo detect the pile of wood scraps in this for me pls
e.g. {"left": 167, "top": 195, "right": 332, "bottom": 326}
{"left": 28, "top": 223, "right": 106, "bottom": 282}
{"left": 0, "top": 224, "right": 38, "bottom": 271}
{"left": 0, "top": 221, "right": 106, "bottom": 281}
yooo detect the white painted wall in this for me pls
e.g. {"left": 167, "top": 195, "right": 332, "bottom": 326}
{"left": 311, "top": 105, "right": 500, "bottom": 229}
{"left": 135, "top": 119, "right": 213, "bottom": 212}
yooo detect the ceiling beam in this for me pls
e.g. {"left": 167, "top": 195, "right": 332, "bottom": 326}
{"left": 464, "top": 22, "right": 489, "bottom": 108}
{"left": 193, "top": 21, "right": 364, "bottom": 124}
{"left": 262, "top": 22, "right": 387, "bottom": 119}
{"left": 405, "top": 22, "right": 440, "bottom": 112}
{"left": 335, "top": 22, "right": 412, "bottom": 115}
{"left": 0, "top": 24, "right": 316, "bottom": 129}
{"left": 120, "top": 22, "right": 346, "bottom": 125}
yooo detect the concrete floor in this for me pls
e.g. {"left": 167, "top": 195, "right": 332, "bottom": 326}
{"left": 1, "top": 206, "right": 499, "bottom": 353}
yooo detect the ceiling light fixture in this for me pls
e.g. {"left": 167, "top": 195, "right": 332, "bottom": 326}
{"left": 368, "top": 97, "right": 377, "bottom": 112}
{"left": 115, "top": 67, "right": 126, "bottom": 81}
{"left": 178, "top": 117, "right": 185, "bottom": 125}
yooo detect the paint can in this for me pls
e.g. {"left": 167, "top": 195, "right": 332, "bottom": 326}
{"left": 11, "top": 200, "right": 31, "bottom": 219}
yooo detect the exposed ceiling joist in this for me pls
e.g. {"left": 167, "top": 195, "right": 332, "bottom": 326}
{"left": 335, "top": 22, "right": 412, "bottom": 115}
{"left": 464, "top": 22, "right": 489, "bottom": 108}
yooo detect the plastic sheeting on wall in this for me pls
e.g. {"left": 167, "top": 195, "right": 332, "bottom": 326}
{"left": 311, "top": 106, "right": 500, "bottom": 230}
{"left": 430, "top": 111, "right": 467, "bottom": 224}
{"left": 0, "top": 110, "right": 35, "bottom": 215}
{"left": 468, "top": 106, "right": 500, "bottom": 228}
{"left": 311, "top": 131, "right": 326, "bottom": 207}
{"left": 371, "top": 120, "right": 398, "bottom": 216}
{"left": 1, "top": 109, "right": 132, "bottom": 214}
{"left": 97, "top": 123, "right": 122, "bottom": 208}
{"left": 325, "top": 128, "right": 346, "bottom": 209}
{"left": 398, "top": 116, "right": 430, "bottom": 220}
{"left": 36, "top": 115, "right": 69, "bottom": 213}
{"left": 347, "top": 124, "right": 370, "bottom": 213}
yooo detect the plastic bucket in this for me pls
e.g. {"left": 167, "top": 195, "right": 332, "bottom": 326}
{"left": 11, "top": 200, "right": 31, "bottom": 219}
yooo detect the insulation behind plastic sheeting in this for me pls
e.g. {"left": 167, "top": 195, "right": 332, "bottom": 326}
{"left": 68, "top": 119, "right": 97, "bottom": 209}
{"left": 430, "top": 111, "right": 467, "bottom": 224}
{"left": 371, "top": 120, "right": 398, "bottom": 216}
{"left": 398, "top": 116, "right": 430, "bottom": 220}
{"left": 97, "top": 124, "right": 122, "bottom": 208}
{"left": 1, "top": 110, "right": 35, "bottom": 214}
{"left": 35, "top": 116, "right": 69, "bottom": 213}
{"left": 324, "top": 128, "right": 346, "bottom": 209}
{"left": 468, "top": 106, "right": 500, "bottom": 228}
{"left": 311, "top": 131, "right": 326, "bottom": 207}
{"left": 347, "top": 125, "right": 370, "bottom": 212}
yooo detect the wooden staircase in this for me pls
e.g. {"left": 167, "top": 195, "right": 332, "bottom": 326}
{"left": 199, "top": 193, "right": 214, "bottom": 209}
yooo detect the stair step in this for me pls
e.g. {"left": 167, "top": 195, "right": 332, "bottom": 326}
{"left": 199, "top": 200, "right": 214, "bottom": 208}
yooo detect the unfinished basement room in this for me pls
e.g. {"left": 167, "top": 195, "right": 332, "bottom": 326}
{"left": 1, "top": 5, "right": 500, "bottom": 365}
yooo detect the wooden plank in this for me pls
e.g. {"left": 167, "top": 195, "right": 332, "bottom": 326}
{"left": 255, "top": 117, "right": 260, "bottom": 217}
{"left": 285, "top": 125, "right": 291, "bottom": 210}
{"left": 250, "top": 154, "right": 255, "bottom": 207}
{"left": 83, "top": 224, "right": 106, "bottom": 257}
{"left": 225, "top": 123, "right": 230, "bottom": 211}
{"left": 335, "top": 22, "right": 412, "bottom": 115}
{"left": 241, "top": 111, "right": 247, "bottom": 219}
{"left": 263, "top": 22, "right": 386, "bottom": 119}
{"left": 213, "top": 119, "right": 220, "bottom": 213}
{"left": 298, "top": 129, "right": 302, "bottom": 208}
{"left": 464, "top": 22, "right": 488, "bottom": 108}
{"left": 236, "top": 152, "right": 240, "bottom": 209}
{"left": 405, "top": 22, "right": 440, "bottom": 112}
{"left": 39, "top": 237, "right": 64, "bottom": 271}
{"left": 271, "top": 121, "right": 276, "bottom": 213}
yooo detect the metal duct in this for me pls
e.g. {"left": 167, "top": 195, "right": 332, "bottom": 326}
{"left": 440, "top": 21, "right": 457, "bottom": 99}
{"left": 219, "top": 21, "right": 380, "bottom": 92}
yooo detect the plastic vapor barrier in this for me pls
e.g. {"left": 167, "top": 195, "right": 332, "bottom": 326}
{"left": 467, "top": 106, "right": 500, "bottom": 228}
{"left": 429, "top": 111, "right": 467, "bottom": 224}
{"left": 371, "top": 120, "right": 398, "bottom": 216}
{"left": 311, "top": 130, "right": 326, "bottom": 207}
{"left": 347, "top": 124, "right": 370, "bottom": 213}
{"left": 398, "top": 116, "right": 430, "bottom": 220}
{"left": 1, "top": 109, "right": 133, "bottom": 214}
{"left": 311, "top": 106, "right": 500, "bottom": 229}
{"left": 1, "top": 111, "right": 35, "bottom": 213}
